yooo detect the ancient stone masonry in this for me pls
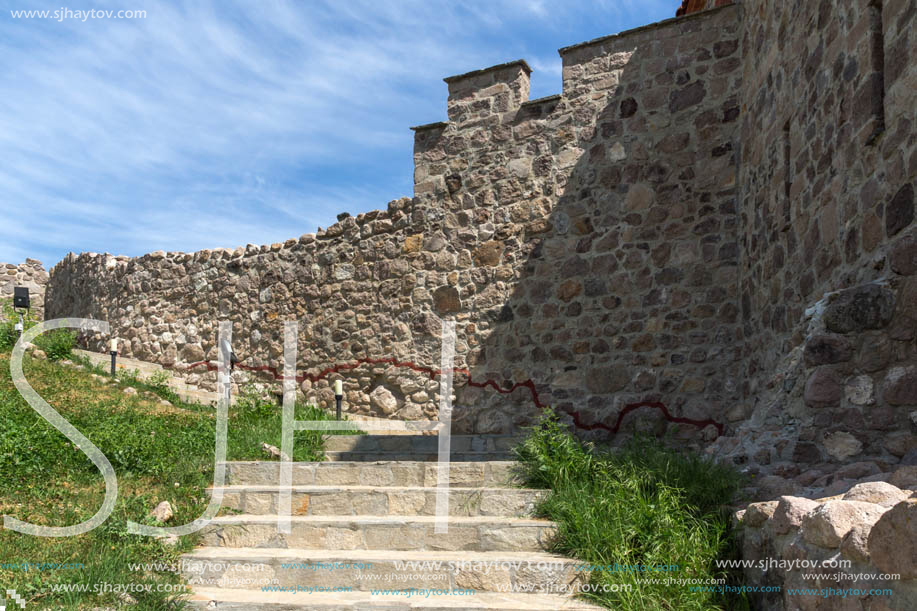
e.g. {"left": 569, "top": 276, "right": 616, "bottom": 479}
{"left": 410, "top": 5, "right": 745, "bottom": 440}
{"left": 47, "top": 5, "right": 744, "bottom": 440}
{"left": 710, "top": 275, "right": 917, "bottom": 496}
{"left": 738, "top": 0, "right": 916, "bottom": 406}
{"left": 45, "top": 0, "right": 915, "bottom": 458}
{"left": 1, "top": 260, "right": 48, "bottom": 319}
{"left": 709, "top": 0, "right": 917, "bottom": 484}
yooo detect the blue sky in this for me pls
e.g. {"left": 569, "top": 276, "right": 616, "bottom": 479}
{"left": 0, "top": 0, "right": 675, "bottom": 267}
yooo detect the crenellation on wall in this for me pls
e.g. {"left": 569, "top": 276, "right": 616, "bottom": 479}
{"left": 558, "top": 4, "right": 738, "bottom": 102}
{"left": 443, "top": 60, "right": 532, "bottom": 126}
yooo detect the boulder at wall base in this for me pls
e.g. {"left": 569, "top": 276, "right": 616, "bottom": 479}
{"left": 868, "top": 499, "right": 917, "bottom": 579}
{"left": 770, "top": 496, "right": 820, "bottom": 535}
{"left": 752, "top": 475, "right": 801, "bottom": 501}
{"left": 180, "top": 343, "right": 205, "bottom": 363}
{"left": 742, "top": 501, "right": 779, "bottom": 527}
{"left": 889, "top": 466, "right": 917, "bottom": 489}
{"left": 843, "top": 482, "right": 910, "bottom": 507}
{"left": 840, "top": 521, "right": 872, "bottom": 564}
{"left": 801, "top": 500, "right": 886, "bottom": 549}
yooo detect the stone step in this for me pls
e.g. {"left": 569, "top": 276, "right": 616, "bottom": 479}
{"left": 181, "top": 548, "right": 588, "bottom": 595}
{"left": 217, "top": 485, "right": 547, "bottom": 517}
{"left": 223, "top": 461, "right": 523, "bottom": 488}
{"left": 324, "top": 451, "right": 515, "bottom": 462}
{"left": 323, "top": 435, "right": 522, "bottom": 453}
{"left": 199, "top": 515, "right": 557, "bottom": 552}
{"left": 187, "top": 587, "right": 604, "bottom": 609}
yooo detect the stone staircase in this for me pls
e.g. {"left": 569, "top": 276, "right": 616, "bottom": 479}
{"left": 183, "top": 435, "right": 603, "bottom": 609}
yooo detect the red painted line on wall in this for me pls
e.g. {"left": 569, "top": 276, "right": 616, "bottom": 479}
{"left": 567, "top": 401, "right": 724, "bottom": 436}
{"left": 185, "top": 358, "right": 723, "bottom": 437}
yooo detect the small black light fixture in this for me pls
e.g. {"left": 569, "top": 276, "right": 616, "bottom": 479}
{"left": 13, "top": 287, "right": 29, "bottom": 309}
{"left": 334, "top": 379, "right": 343, "bottom": 420}
{"left": 12, "top": 287, "right": 29, "bottom": 338}
{"left": 110, "top": 338, "right": 119, "bottom": 377}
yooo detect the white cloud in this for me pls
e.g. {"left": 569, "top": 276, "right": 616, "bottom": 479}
{"left": 0, "top": 0, "right": 675, "bottom": 266}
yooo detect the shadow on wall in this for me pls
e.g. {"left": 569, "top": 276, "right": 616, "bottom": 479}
{"left": 415, "top": 6, "right": 745, "bottom": 440}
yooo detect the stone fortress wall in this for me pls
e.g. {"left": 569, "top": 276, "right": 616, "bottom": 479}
{"left": 714, "top": 0, "right": 917, "bottom": 482}
{"left": 46, "top": 4, "right": 744, "bottom": 441}
{"left": 44, "top": 0, "right": 916, "bottom": 461}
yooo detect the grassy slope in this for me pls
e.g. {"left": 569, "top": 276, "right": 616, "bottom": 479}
{"left": 514, "top": 410, "right": 748, "bottom": 611}
{"left": 0, "top": 349, "right": 351, "bottom": 609}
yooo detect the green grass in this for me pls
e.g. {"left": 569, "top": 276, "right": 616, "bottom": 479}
{"left": 228, "top": 385, "right": 362, "bottom": 462}
{"left": 0, "top": 299, "right": 75, "bottom": 360}
{"left": 513, "top": 409, "right": 748, "bottom": 611}
{"left": 0, "top": 298, "right": 29, "bottom": 350}
{"left": 0, "top": 347, "right": 354, "bottom": 609}
{"left": 69, "top": 356, "right": 185, "bottom": 407}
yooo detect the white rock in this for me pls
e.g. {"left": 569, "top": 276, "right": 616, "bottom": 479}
{"left": 845, "top": 375, "right": 874, "bottom": 406}
{"left": 824, "top": 431, "right": 862, "bottom": 460}
{"left": 506, "top": 157, "right": 531, "bottom": 178}
{"left": 150, "top": 501, "right": 173, "bottom": 523}
{"left": 159, "top": 534, "right": 180, "bottom": 547}
{"left": 369, "top": 386, "right": 398, "bottom": 415}
{"left": 117, "top": 592, "right": 137, "bottom": 605}
{"left": 607, "top": 142, "right": 626, "bottom": 162}
{"left": 261, "top": 442, "right": 290, "bottom": 461}
{"left": 333, "top": 264, "right": 354, "bottom": 281}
